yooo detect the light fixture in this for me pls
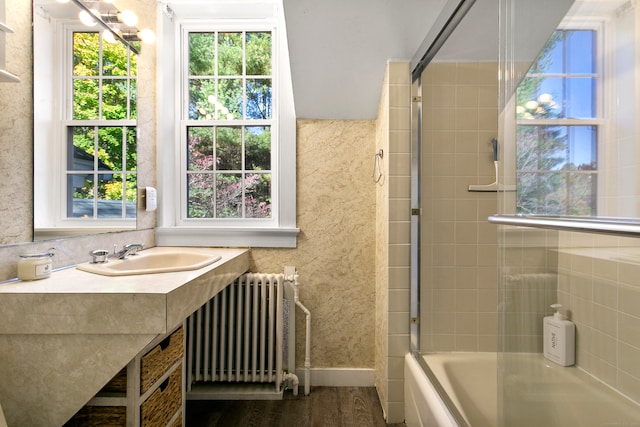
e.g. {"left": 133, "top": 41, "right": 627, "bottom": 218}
{"left": 70, "top": 0, "right": 155, "bottom": 54}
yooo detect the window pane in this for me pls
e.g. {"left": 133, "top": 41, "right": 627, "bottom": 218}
{"left": 188, "top": 127, "right": 214, "bottom": 171}
{"left": 567, "top": 172, "right": 597, "bottom": 215}
{"left": 216, "top": 127, "right": 242, "bottom": 170}
{"left": 219, "top": 78, "right": 243, "bottom": 119}
{"left": 188, "top": 173, "right": 214, "bottom": 218}
{"left": 566, "top": 78, "right": 595, "bottom": 118}
{"left": 130, "top": 80, "right": 137, "bottom": 119}
{"left": 102, "top": 79, "right": 128, "bottom": 120}
{"left": 126, "top": 128, "right": 137, "bottom": 171}
{"left": 103, "top": 41, "right": 129, "bottom": 76}
{"left": 516, "top": 126, "right": 567, "bottom": 171}
{"left": 568, "top": 126, "right": 597, "bottom": 170}
{"left": 189, "top": 33, "right": 216, "bottom": 76}
{"left": 68, "top": 173, "right": 94, "bottom": 218}
{"left": 567, "top": 31, "right": 595, "bottom": 74}
{"left": 246, "top": 32, "right": 271, "bottom": 75}
{"left": 125, "top": 173, "right": 137, "bottom": 218}
{"left": 532, "top": 32, "right": 563, "bottom": 74}
{"left": 73, "top": 32, "right": 99, "bottom": 76}
{"left": 517, "top": 172, "right": 567, "bottom": 215}
{"left": 246, "top": 79, "right": 272, "bottom": 119}
{"left": 98, "top": 173, "right": 124, "bottom": 218}
{"left": 218, "top": 32, "right": 243, "bottom": 76}
{"left": 516, "top": 77, "right": 562, "bottom": 119}
{"left": 70, "top": 127, "right": 95, "bottom": 171}
{"left": 216, "top": 173, "right": 242, "bottom": 218}
{"left": 245, "top": 173, "right": 271, "bottom": 218}
{"left": 189, "top": 78, "right": 216, "bottom": 119}
{"left": 245, "top": 126, "right": 271, "bottom": 170}
{"left": 73, "top": 79, "right": 99, "bottom": 119}
{"left": 98, "top": 127, "right": 123, "bottom": 171}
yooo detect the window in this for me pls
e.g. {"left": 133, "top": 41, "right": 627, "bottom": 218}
{"left": 516, "top": 27, "right": 601, "bottom": 216}
{"left": 65, "top": 31, "right": 138, "bottom": 221}
{"left": 155, "top": 2, "right": 298, "bottom": 248}
{"left": 184, "top": 31, "right": 273, "bottom": 220}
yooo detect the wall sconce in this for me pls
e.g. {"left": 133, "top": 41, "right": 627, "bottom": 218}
{"left": 68, "top": 0, "right": 154, "bottom": 54}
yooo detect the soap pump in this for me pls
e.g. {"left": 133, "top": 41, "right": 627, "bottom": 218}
{"left": 543, "top": 304, "right": 575, "bottom": 366}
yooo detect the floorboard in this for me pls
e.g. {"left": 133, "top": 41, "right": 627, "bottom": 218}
{"left": 185, "top": 386, "right": 405, "bottom": 427}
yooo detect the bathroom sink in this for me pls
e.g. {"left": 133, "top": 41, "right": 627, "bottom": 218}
{"left": 76, "top": 247, "right": 223, "bottom": 276}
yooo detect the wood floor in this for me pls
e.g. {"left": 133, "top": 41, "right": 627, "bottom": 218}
{"left": 185, "top": 386, "right": 405, "bottom": 427}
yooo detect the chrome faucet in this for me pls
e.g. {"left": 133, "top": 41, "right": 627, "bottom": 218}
{"left": 114, "top": 243, "right": 144, "bottom": 259}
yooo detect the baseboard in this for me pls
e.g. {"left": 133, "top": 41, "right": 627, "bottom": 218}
{"left": 295, "top": 368, "right": 376, "bottom": 387}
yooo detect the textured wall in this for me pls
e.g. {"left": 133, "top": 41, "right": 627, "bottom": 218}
{"left": 0, "top": 0, "right": 32, "bottom": 244}
{"left": 251, "top": 119, "right": 376, "bottom": 368}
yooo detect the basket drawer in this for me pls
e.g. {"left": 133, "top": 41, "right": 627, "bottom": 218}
{"left": 169, "top": 412, "right": 182, "bottom": 427}
{"left": 101, "top": 367, "right": 128, "bottom": 393}
{"left": 63, "top": 405, "right": 126, "bottom": 426}
{"left": 141, "top": 367, "right": 182, "bottom": 427}
{"left": 141, "top": 326, "right": 184, "bottom": 394}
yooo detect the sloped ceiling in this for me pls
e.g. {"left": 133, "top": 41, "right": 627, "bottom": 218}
{"left": 282, "top": 0, "right": 448, "bottom": 119}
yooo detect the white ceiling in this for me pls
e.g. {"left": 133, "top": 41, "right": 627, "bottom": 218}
{"left": 282, "top": 0, "right": 448, "bottom": 119}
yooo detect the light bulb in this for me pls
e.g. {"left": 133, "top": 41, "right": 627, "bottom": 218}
{"left": 138, "top": 29, "right": 155, "bottom": 44}
{"left": 118, "top": 9, "right": 138, "bottom": 27}
{"left": 103, "top": 30, "right": 117, "bottom": 44}
{"left": 79, "top": 10, "right": 98, "bottom": 27}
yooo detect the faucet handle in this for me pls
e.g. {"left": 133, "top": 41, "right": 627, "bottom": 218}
{"left": 124, "top": 243, "right": 144, "bottom": 256}
{"left": 89, "top": 249, "right": 110, "bottom": 264}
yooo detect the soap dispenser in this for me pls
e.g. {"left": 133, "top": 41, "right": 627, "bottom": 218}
{"left": 543, "top": 304, "right": 575, "bottom": 366}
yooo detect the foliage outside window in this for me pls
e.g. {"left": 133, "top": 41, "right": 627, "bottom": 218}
{"left": 184, "top": 31, "right": 273, "bottom": 220}
{"left": 66, "top": 32, "right": 137, "bottom": 220}
{"left": 516, "top": 29, "right": 599, "bottom": 216}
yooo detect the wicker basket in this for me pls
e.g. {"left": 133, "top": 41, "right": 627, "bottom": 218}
{"left": 141, "top": 326, "right": 184, "bottom": 394}
{"left": 141, "top": 368, "right": 182, "bottom": 427}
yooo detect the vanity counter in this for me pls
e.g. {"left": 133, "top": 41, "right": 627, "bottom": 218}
{"left": 0, "top": 246, "right": 250, "bottom": 427}
{"left": 0, "top": 247, "right": 250, "bottom": 334}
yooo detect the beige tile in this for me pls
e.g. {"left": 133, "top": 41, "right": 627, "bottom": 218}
{"left": 456, "top": 86, "right": 478, "bottom": 107}
{"left": 455, "top": 289, "right": 478, "bottom": 312}
{"left": 388, "top": 61, "right": 410, "bottom": 84}
{"left": 455, "top": 199, "right": 478, "bottom": 221}
{"left": 455, "top": 108, "right": 479, "bottom": 131}
{"left": 479, "top": 289, "right": 498, "bottom": 311}
{"left": 388, "top": 312, "right": 409, "bottom": 335}
{"left": 455, "top": 131, "right": 479, "bottom": 153}
{"left": 456, "top": 62, "right": 480, "bottom": 85}
{"left": 455, "top": 153, "right": 478, "bottom": 177}
{"left": 431, "top": 130, "right": 456, "bottom": 153}
{"left": 619, "top": 342, "right": 640, "bottom": 378}
{"left": 455, "top": 312, "right": 478, "bottom": 334}
{"left": 478, "top": 312, "right": 498, "bottom": 334}
{"left": 455, "top": 244, "right": 478, "bottom": 267}
{"left": 431, "top": 63, "right": 457, "bottom": 85}
{"left": 433, "top": 289, "right": 455, "bottom": 311}
{"left": 455, "top": 222, "right": 478, "bottom": 245}
{"left": 619, "top": 313, "right": 640, "bottom": 346}
{"left": 432, "top": 108, "right": 456, "bottom": 131}
{"left": 433, "top": 312, "right": 455, "bottom": 334}
{"left": 455, "top": 266, "right": 479, "bottom": 289}
{"left": 455, "top": 334, "right": 478, "bottom": 351}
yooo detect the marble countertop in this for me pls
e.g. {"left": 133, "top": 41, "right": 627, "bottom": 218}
{"left": 0, "top": 246, "right": 251, "bottom": 334}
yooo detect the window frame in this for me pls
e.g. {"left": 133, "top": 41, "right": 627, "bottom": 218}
{"left": 515, "top": 19, "right": 606, "bottom": 216}
{"left": 179, "top": 25, "right": 277, "bottom": 226}
{"left": 155, "top": 3, "right": 299, "bottom": 248}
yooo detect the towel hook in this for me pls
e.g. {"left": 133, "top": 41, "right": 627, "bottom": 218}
{"left": 371, "top": 149, "right": 384, "bottom": 183}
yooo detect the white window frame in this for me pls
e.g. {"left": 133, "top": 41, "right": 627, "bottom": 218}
{"left": 155, "top": 1, "right": 298, "bottom": 248}
{"left": 515, "top": 18, "right": 606, "bottom": 216}
{"left": 34, "top": 21, "right": 137, "bottom": 235}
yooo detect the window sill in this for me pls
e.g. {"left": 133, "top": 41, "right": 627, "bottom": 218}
{"left": 154, "top": 226, "right": 300, "bottom": 248}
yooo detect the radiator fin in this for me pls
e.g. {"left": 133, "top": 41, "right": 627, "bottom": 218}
{"left": 186, "top": 274, "right": 285, "bottom": 393}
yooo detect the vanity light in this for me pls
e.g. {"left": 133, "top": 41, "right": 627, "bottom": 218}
{"left": 102, "top": 29, "right": 117, "bottom": 44}
{"left": 70, "top": 0, "right": 155, "bottom": 53}
{"left": 79, "top": 9, "right": 98, "bottom": 26}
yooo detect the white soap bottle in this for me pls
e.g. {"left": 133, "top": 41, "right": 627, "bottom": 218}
{"left": 543, "top": 304, "right": 575, "bottom": 366}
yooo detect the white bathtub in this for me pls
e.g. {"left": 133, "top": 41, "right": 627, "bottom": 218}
{"left": 404, "top": 352, "right": 640, "bottom": 427}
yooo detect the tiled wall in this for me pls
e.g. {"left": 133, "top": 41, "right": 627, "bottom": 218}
{"left": 420, "top": 61, "right": 499, "bottom": 352}
{"left": 374, "top": 61, "right": 412, "bottom": 423}
{"left": 556, "top": 232, "right": 640, "bottom": 404}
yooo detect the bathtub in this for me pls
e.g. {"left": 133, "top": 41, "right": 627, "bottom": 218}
{"left": 404, "top": 352, "right": 640, "bottom": 427}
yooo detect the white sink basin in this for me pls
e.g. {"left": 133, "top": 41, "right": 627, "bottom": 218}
{"left": 76, "top": 247, "right": 223, "bottom": 276}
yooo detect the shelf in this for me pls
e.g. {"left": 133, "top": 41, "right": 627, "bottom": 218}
{"left": 488, "top": 214, "right": 640, "bottom": 237}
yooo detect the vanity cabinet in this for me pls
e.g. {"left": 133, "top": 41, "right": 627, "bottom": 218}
{"left": 64, "top": 326, "right": 185, "bottom": 427}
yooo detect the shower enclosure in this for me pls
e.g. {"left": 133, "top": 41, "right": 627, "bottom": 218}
{"left": 410, "top": 0, "right": 640, "bottom": 425}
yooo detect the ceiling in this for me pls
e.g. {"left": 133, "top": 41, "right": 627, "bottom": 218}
{"left": 282, "top": 0, "right": 448, "bottom": 119}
